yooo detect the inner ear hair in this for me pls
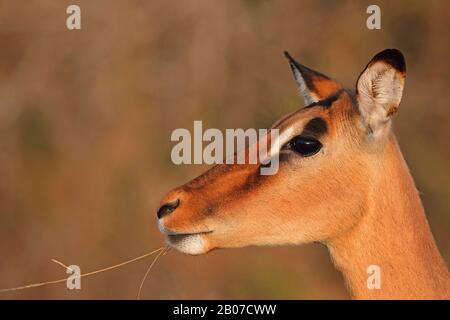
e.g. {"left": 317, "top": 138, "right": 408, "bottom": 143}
{"left": 356, "top": 49, "right": 406, "bottom": 137}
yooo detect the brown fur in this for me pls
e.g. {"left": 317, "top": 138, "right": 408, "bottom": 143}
{"left": 158, "top": 50, "right": 450, "bottom": 299}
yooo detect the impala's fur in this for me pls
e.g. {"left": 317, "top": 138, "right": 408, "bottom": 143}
{"left": 157, "top": 49, "right": 450, "bottom": 299}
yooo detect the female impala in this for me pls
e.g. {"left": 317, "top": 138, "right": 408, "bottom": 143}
{"left": 157, "top": 49, "right": 450, "bottom": 299}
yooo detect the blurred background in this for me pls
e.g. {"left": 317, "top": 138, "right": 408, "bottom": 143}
{"left": 0, "top": 0, "right": 448, "bottom": 299}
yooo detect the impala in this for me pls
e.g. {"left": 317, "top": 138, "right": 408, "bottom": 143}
{"left": 157, "top": 49, "right": 450, "bottom": 299}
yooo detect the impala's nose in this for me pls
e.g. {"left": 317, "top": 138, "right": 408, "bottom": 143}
{"left": 157, "top": 199, "right": 180, "bottom": 219}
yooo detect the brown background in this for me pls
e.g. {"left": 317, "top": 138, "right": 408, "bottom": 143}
{"left": 0, "top": 0, "right": 448, "bottom": 299}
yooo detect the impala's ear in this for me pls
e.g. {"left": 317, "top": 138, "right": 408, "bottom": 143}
{"left": 284, "top": 51, "right": 341, "bottom": 106}
{"left": 356, "top": 49, "right": 406, "bottom": 137}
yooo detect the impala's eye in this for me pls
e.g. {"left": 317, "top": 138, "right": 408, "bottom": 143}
{"left": 287, "top": 136, "right": 322, "bottom": 156}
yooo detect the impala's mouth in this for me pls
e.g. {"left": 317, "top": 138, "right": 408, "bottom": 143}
{"left": 158, "top": 221, "right": 212, "bottom": 255}
{"left": 165, "top": 231, "right": 212, "bottom": 255}
{"left": 166, "top": 230, "right": 212, "bottom": 237}
{"left": 166, "top": 230, "right": 213, "bottom": 244}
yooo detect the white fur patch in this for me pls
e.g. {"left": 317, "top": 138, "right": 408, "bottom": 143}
{"left": 167, "top": 234, "right": 207, "bottom": 255}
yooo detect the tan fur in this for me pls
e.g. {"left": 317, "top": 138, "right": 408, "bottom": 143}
{"left": 328, "top": 136, "right": 450, "bottom": 299}
{"left": 158, "top": 50, "right": 450, "bottom": 299}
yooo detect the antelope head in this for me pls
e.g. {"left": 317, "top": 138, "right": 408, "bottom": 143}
{"left": 157, "top": 49, "right": 406, "bottom": 255}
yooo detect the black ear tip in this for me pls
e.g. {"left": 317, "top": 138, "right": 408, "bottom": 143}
{"left": 373, "top": 49, "right": 406, "bottom": 73}
{"left": 284, "top": 50, "right": 293, "bottom": 60}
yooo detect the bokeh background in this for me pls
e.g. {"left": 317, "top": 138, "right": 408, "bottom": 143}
{"left": 0, "top": 0, "right": 449, "bottom": 299}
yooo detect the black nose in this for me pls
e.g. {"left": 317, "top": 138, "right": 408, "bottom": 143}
{"left": 157, "top": 199, "right": 180, "bottom": 219}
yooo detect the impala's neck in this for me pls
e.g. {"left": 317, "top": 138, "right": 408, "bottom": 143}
{"left": 328, "top": 135, "right": 449, "bottom": 299}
